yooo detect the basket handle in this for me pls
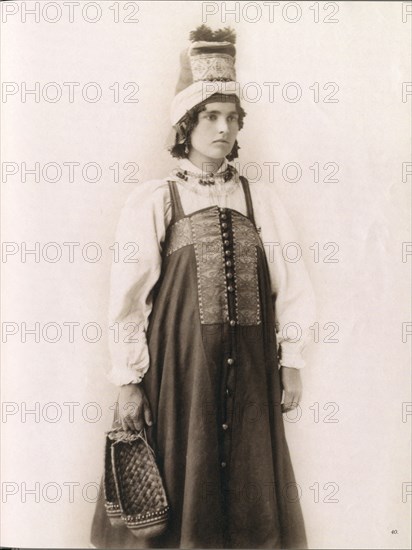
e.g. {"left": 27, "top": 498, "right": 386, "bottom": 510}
{"left": 107, "top": 402, "right": 155, "bottom": 455}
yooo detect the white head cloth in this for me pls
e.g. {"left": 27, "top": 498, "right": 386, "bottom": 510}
{"left": 170, "top": 80, "right": 240, "bottom": 126}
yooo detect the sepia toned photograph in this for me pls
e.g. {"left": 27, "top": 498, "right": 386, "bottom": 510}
{"left": 1, "top": 1, "right": 411, "bottom": 549}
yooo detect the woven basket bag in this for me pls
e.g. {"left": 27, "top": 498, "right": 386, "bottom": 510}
{"left": 104, "top": 426, "right": 170, "bottom": 539}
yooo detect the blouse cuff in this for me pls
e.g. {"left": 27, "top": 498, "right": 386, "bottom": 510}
{"left": 278, "top": 345, "right": 306, "bottom": 369}
{"left": 279, "top": 354, "right": 305, "bottom": 369}
{"left": 106, "top": 363, "right": 149, "bottom": 386}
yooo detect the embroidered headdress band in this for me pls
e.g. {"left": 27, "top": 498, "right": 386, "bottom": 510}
{"left": 170, "top": 25, "right": 241, "bottom": 126}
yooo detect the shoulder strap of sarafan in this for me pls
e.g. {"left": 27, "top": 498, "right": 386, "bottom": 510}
{"left": 239, "top": 175, "right": 256, "bottom": 227}
{"left": 167, "top": 179, "right": 185, "bottom": 223}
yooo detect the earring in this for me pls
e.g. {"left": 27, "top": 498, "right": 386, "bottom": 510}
{"left": 184, "top": 141, "right": 189, "bottom": 155}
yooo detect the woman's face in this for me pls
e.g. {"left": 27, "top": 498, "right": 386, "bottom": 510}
{"left": 189, "top": 101, "right": 239, "bottom": 167}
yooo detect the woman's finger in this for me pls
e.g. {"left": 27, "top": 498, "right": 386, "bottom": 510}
{"left": 122, "top": 401, "right": 138, "bottom": 418}
{"left": 131, "top": 410, "right": 144, "bottom": 432}
{"left": 143, "top": 399, "right": 153, "bottom": 427}
{"left": 284, "top": 389, "right": 302, "bottom": 412}
{"left": 285, "top": 390, "right": 294, "bottom": 409}
{"left": 282, "top": 390, "right": 292, "bottom": 412}
{"left": 122, "top": 416, "right": 134, "bottom": 432}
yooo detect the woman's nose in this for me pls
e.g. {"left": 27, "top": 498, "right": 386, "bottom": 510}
{"left": 218, "top": 118, "right": 229, "bottom": 133}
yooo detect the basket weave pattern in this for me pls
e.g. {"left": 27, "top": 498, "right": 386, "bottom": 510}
{"left": 104, "top": 427, "right": 169, "bottom": 537}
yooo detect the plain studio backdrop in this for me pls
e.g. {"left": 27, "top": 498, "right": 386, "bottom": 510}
{"left": 1, "top": 1, "right": 411, "bottom": 548}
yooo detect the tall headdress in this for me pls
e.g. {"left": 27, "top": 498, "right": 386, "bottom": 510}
{"left": 170, "top": 25, "right": 240, "bottom": 126}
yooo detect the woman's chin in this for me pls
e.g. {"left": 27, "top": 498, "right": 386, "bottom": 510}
{"left": 207, "top": 146, "right": 231, "bottom": 158}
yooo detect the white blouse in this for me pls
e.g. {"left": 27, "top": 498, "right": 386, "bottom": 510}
{"left": 107, "top": 159, "right": 316, "bottom": 386}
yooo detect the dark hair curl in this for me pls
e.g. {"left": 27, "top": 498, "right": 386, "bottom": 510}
{"left": 169, "top": 94, "right": 246, "bottom": 161}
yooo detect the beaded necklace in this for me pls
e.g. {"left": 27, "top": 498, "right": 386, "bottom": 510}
{"left": 172, "top": 163, "right": 236, "bottom": 186}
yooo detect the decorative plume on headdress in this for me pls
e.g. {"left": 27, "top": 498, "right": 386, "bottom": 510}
{"left": 170, "top": 25, "right": 240, "bottom": 126}
{"left": 189, "top": 25, "right": 236, "bottom": 44}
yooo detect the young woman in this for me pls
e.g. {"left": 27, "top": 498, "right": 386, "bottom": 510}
{"left": 91, "top": 26, "right": 315, "bottom": 550}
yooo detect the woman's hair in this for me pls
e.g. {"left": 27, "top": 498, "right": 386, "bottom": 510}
{"left": 169, "top": 93, "right": 246, "bottom": 161}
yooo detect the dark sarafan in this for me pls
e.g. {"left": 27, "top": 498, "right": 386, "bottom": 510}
{"left": 90, "top": 177, "right": 307, "bottom": 549}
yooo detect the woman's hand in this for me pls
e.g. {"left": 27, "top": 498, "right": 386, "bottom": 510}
{"left": 280, "top": 367, "right": 302, "bottom": 413}
{"left": 117, "top": 383, "right": 153, "bottom": 432}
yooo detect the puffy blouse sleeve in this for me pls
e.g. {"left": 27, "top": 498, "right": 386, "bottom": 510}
{"left": 106, "top": 179, "right": 170, "bottom": 386}
{"left": 251, "top": 182, "right": 316, "bottom": 369}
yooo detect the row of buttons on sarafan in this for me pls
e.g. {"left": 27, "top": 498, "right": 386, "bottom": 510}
{"left": 220, "top": 207, "right": 236, "bottom": 327}
{"left": 219, "top": 207, "right": 237, "bottom": 469}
